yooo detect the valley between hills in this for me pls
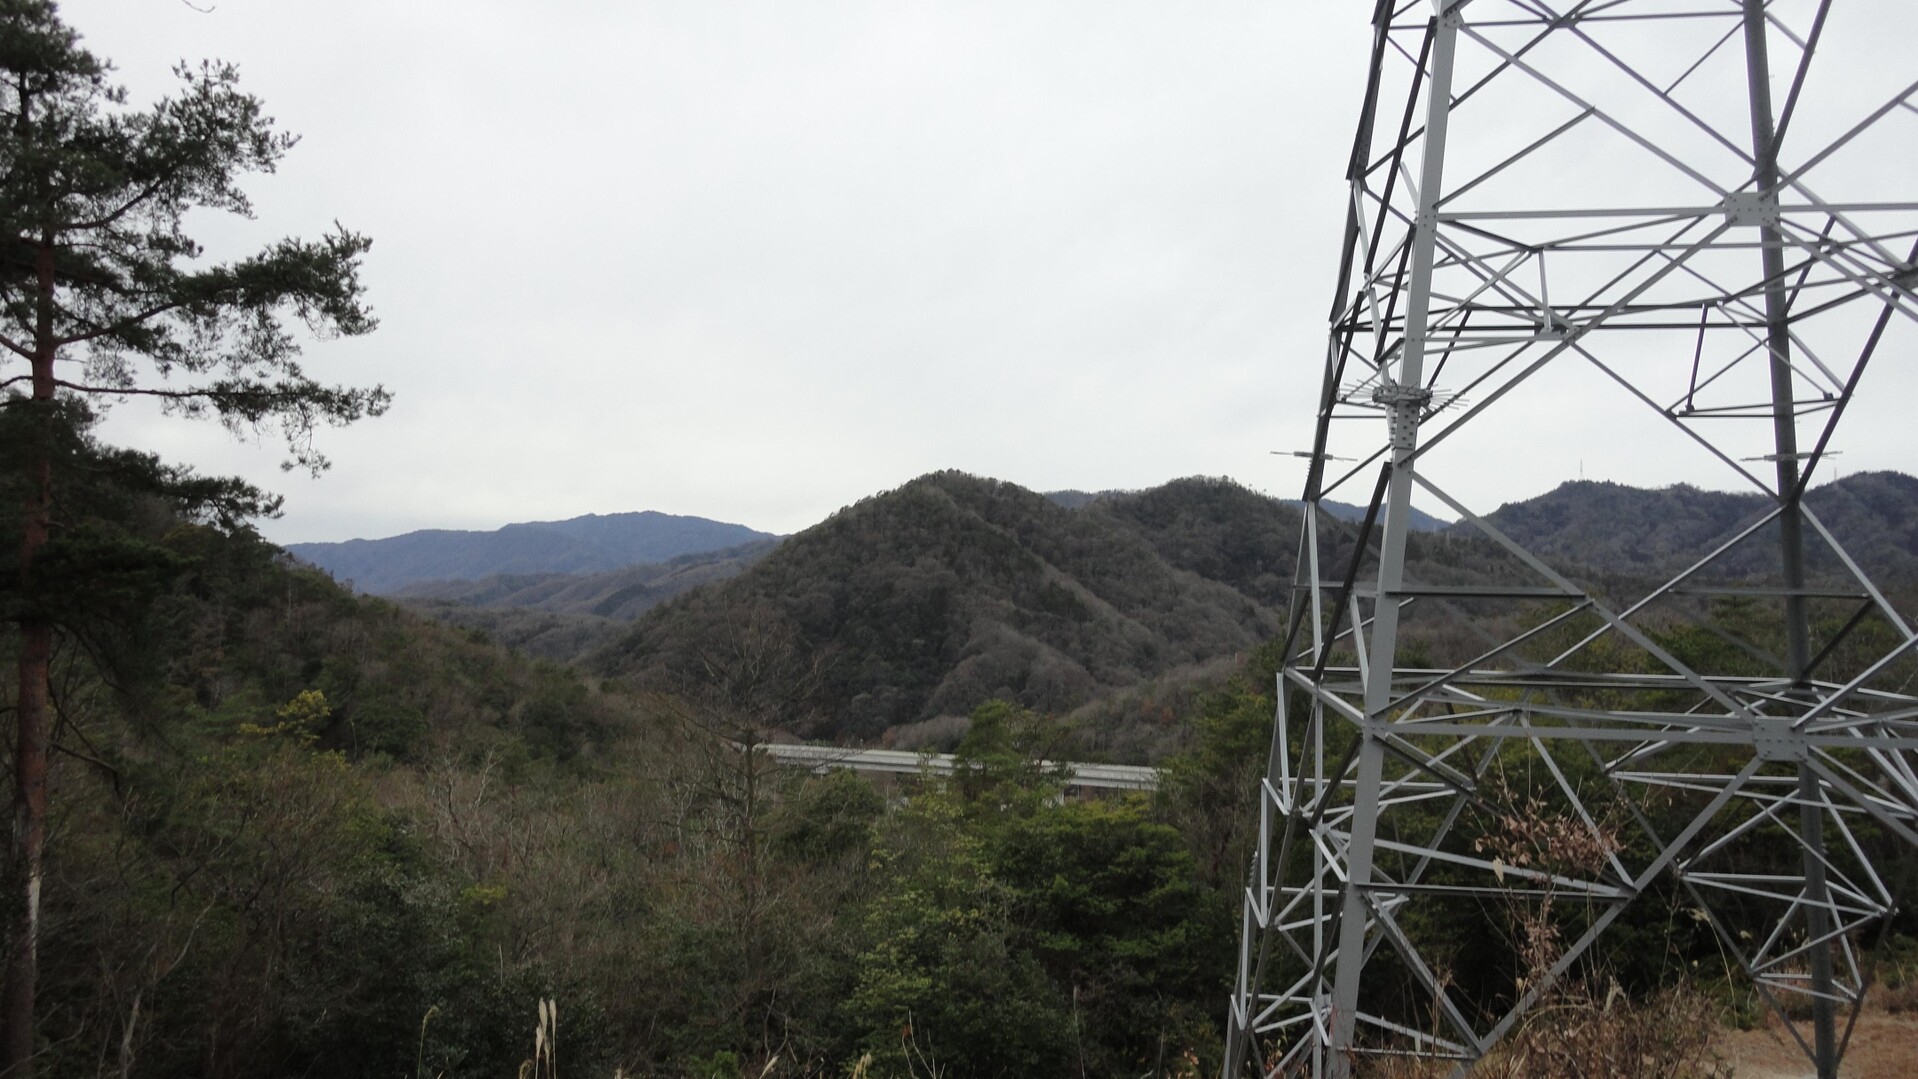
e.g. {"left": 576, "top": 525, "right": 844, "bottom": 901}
{"left": 9, "top": 0, "right": 1915, "bottom": 1071}
{"left": 11, "top": 456, "right": 1916, "bottom": 1076}
{"left": 295, "top": 468, "right": 1918, "bottom": 761}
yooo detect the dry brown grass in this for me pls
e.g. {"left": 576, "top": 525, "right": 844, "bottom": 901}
{"left": 1878, "top": 944, "right": 1918, "bottom": 1016}
{"left": 1355, "top": 983, "right": 1730, "bottom": 1079}
{"left": 1356, "top": 785, "right": 1733, "bottom": 1078}
{"left": 1881, "top": 980, "right": 1918, "bottom": 1017}
{"left": 1474, "top": 983, "right": 1731, "bottom": 1079}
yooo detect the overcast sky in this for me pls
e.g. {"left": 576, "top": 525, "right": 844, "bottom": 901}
{"left": 58, "top": 1, "right": 1918, "bottom": 543}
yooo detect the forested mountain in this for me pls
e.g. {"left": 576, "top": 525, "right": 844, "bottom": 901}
{"left": 1098, "top": 478, "right": 1307, "bottom": 606}
{"left": 591, "top": 470, "right": 1918, "bottom": 747}
{"left": 592, "top": 473, "right": 1498, "bottom": 744}
{"left": 26, "top": 469, "right": 1907, "bottom": 1079}
{"left": 1476, "top": 471, "right": 1918, "bottom": 582}
{"left": 598, "top": 473, "right": 1289, "bottom": 741}
{"left": 399, "top": 603, "right": 627, "bottom": 664}
{"left": 286, "top": 511, "right": 776, "bottom": 593}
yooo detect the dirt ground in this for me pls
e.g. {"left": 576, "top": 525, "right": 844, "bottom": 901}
{"left": 1712, "top": 1006, "right": 1918, "bottom": 1078}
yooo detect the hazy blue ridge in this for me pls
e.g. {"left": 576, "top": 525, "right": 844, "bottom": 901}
{"left": 286, "top": 511, "right": 777, "bottom": 593}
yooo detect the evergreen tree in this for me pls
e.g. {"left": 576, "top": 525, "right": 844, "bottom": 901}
{"left": 0, "top": 4, "right": 380, "bottom": 1071}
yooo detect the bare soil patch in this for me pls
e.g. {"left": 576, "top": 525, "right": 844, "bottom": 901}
{"left": 1713, "top": 1008, "right": 1918, "bottom": 1078}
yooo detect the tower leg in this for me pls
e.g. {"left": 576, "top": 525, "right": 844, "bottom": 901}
{"left": 1740, "top": 6, "right": 1838, "bottom": 1073}
{"left": 1324, "top": 8, "right": 1462, "bottom": 1076}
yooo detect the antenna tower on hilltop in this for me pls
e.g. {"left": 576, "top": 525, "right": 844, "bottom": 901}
{"left": 1226, "top": 2, "right": 1918, "bottom": 1077}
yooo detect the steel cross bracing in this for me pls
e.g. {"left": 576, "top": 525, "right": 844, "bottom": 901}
{"left": 1225, "top": 2, "right": 1918, "bottom": 1077}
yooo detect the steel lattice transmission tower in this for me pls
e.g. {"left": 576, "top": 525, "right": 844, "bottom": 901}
{"left": 1225, "top": 2, "right": 1918, "bottom": 1077}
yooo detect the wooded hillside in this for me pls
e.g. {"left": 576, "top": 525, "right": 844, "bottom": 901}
{"left": 1477, "top": 471, "right": 1918, "bottom": 582}
{"left": 599, "top": 472, "right": 1284, "bottom": 741}
{"left": 0, "top": 468, "right": 1280, "bottom": 1077}
{"left": 579, "top": 468, "right": 1916, "bottom": 750}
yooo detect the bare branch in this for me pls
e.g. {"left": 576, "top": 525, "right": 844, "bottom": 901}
{"left": 49, "top": 378, "right": 301, "bottom": 403}
{"left": 60, "top": 174, "right": 176, "bottom": 234}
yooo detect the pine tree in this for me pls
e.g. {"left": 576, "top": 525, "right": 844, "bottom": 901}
{"left": 0, "top": 4, "right": 381, "bottom": 1071}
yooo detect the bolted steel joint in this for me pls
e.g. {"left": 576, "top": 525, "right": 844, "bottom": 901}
{"left": 1723, "top": 192, "right": 1781, "bottom": 228}
{"left": 1752, "top": 716, "right": 1810, "bottom": 763}
{"left": 1372, "top": 383, "right": 1432, "bottom": 451}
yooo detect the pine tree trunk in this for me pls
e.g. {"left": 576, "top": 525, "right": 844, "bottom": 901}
{"left": 3, "top": 616, "right": 48, "bottom": 1078}
{"left": 3, "top": 231, "right": 59, "bottom": 1079}
{"left": 3, "top": 448, "right": 51, "bottom": 1079}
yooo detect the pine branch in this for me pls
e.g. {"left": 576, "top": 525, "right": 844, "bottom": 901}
{"left": 52, "top": 300, "right": 182, "bottom": 348}
{"left": 49, "top": 378, "right": 298, "bottom": 402}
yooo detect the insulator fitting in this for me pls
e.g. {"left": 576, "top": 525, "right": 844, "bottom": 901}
{"left": 1371, "top": 383, "right": 1432, "bottom": 451}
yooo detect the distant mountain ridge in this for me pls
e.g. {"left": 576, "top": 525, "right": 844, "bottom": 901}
{"left": 393, "top": 537, "right": 779, "bottom": 655}
{"left": 591, "top": 470, "right": 1917, "bottom": 746}
{"left": 286, "top": 511, "right": 778, "bottom": 594}
{"left": 1473, "top": 471, "right": 1918, "bottom": 583}
{"left": 367, "top": 471, "right": 1917, "bottom": 726}
{"left": 394, "top": 540, "right": 777, "bottom": 619}
{"left": 1044, "top": 489, "right": 1450, "bottom": 531}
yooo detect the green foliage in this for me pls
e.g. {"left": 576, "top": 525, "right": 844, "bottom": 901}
{"left": 841, "top": 700, "right": 1230, "bottom": 1078}
{"left": 28, "top": 480, "right": 1916, "bottom": 1075}
{"left": 10, "top": 403, "right": 1913, "bottom": 1078}
{"left": 0, "top": 48, "right": 383, "bottom": 472}
{"left": 2, "top": 10, "right": 386, "bottom": 1067}
{"left": 0, "top": 399, "right": 275, "bottom": 626}
{"left": 950, "top": 699, "right": 1069, "bottom": 807}
{"left": 401, "top": 599, "right": 629, "bottom": 664}
{"left": 850, "top": 786, "right": 1071, "bottom": 1078}
{"left": 686, "top": 1048, "right": 743, "bottom": 1079}
{"left": 41, "top": 716, "right": 475, "bottom": 1077}
{"left": 1155, "top": 676, "right": 1277, "bottom": 889}
{"left": 8, "top": 456, "right": 639, "bottom": 1075}
{"left": 769, "top": 769, "right": 886, "bottom": 863}
{"left": 993, "top": 799, "right": 1227, "bottom": 1077}
{"left": 1093, "top": 476, "right": 1301, "bottom": 606}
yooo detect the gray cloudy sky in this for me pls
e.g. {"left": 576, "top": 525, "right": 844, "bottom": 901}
{"left": 60, "top": 2, "right": 1918, "bottom": 543}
